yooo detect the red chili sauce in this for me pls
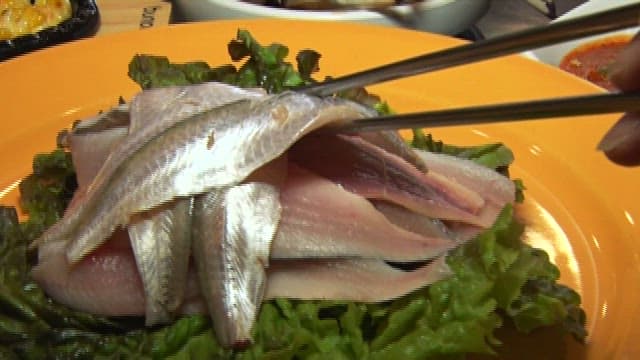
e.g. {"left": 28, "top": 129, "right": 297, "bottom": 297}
{"left": 559, "top": 36, "right": 631, "bottom": 91}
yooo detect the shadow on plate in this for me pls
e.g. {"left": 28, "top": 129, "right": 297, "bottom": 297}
{"left": 470, "top": 320, "right": 588, "bottom": 360}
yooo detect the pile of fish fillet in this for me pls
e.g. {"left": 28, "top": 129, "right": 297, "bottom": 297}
{"left": 30, "top": 82, "right": 515, "bottom": 348}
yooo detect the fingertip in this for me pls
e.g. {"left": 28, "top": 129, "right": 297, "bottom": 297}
{"left": 598, "top": 113, "right": 640, "bottom": 167}
{"left": 609, "top": 32, "right": 640, "bottom": 91}
{"left": 603, "top": 147, "right": 640, "bottom": 167}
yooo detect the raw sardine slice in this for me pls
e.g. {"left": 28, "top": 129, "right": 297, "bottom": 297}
{"left": 414, "top": 150, "right": 516, "bottom": 206}
{"left": 32, "top": 232, "right": 204, "bottom": 318}
{"left": 31, "top": 230, "right": 146, "bottom": 316}
{"left": 414, "top": 149, "right": 516, "bottom": 242}
{"left": 67, "top": 123, "right": 127, "bottom": 189}
{"left": 358, "top": 130, "right": 428, "bottom": 172}
{"left": 67, "top": 83, "right": 265, "bottom": 190}
{"left": 61, "top": 83, "right": 268, "bottom": 320}
{"left": 371, "top": 200, "right": 453, "bottom": 240}
{"left": 33, "top": 92, "right": 372, "bottom": 264}
{"left": 70, "top": 104, "right": 130, "bottom": 135}
{"left": 128, "top": 198, "right": 193, "bottom": 326}
{"left": 265, "top": 256, "right": 451, "bottom": 302}
{"left": 271, "top": 165, "right": 454, "bottom": 261}
{"left": 373, "top": 200, "right": 485, "bottom": 243}
{"left": 289, "top": 134, "right": 490, "bottom": 226}
{"left": 128, "top": 82, "right": 266, "bottom": 134}
{"left": 68, "top": 127, "right": 127, "bottom": 189}
{"left": 68, "top": 83, "right": 263, "bottom": 188}
{"left": 63, "top": 104, "right": 130, "bottom": 188}
{"left": 192, "top": 183, "right": 281, "bottom": 347}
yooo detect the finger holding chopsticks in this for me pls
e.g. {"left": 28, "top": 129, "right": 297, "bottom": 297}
{"left": 598, "top": 33, "right": 640, "bottom": 166}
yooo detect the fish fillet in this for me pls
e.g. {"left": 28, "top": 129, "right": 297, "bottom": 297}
{"left": 34, "top": 92, "right": 373, "bottom": 264}
{"left": 289, "top": 134, "right": 491, "bottom": 226}
{"left": 32, "top": 230, "right": 146, "bottom": 316}
{"left": 128, "top": 198, "right": 193, "bottom": 326}
{"left": 192, "top": 183, "right": 281, "bottom": 347}
{"left": 371, "top": 200, "right": 452, "bottom": 240}
{"left": 265, "top": 256, "right": 451, "bottom": 302}
{"left": 66, "top": 111, "right": 128, "bottom": 188}
{"left": 414, "top": 150, "right": 516, "bottom": 206}
{"left": 61, "top": 83, "right": 270, "bottom": 325}
{"left": 272, "top": 165, "right": 454, "bottom": 260}
{"left": 358, "top": 130, "right": 428, "bottom": 172}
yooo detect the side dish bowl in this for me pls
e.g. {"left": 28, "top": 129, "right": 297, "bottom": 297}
{"left": 528, "top": 0, "right": 638, "bottom": 67}
{"left": 172, "top": 0, "right": 490, "bottom": 35}
{"left": 0, "top": 0, "right": 100, "bottom": 61}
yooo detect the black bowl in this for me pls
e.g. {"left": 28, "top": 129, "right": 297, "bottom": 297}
{"left": 0, "top": 0, "right": 100, "bottom": 61}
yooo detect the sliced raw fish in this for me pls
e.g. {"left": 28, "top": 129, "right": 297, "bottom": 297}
{"left": 70, "top": 104, "right": 130, "bottom": 134}
{"left": 414, "top": 150, "right": 516, "bottom": 242}
{"left": 34, "top": 92, "right": 373, "bottom": 264}
{"left": 68, "top": 83, "right": 265, "bottom": 189}
{"left": 128, "top": 198, "right": 193, "bottom": 326}
{"left": 271, "top": 165, "right": 454, "bottom": 261}
{"left": 371, "top": 200, "right": 452, "bottom": 240}
{"left": 192, "top": 183, "right": 281, "bottom": 347}
{"left": 445, "top": 222, "right": 484, "bottom": 243}
{"left": 33, "top": 231, "right": 203, "bottom": 318}
{"left": 68, "top": 108, "right": 193, "bottom": 323}
{"left": 265, "top": 256, "right": 451, "bottom": 302}
{"left": 358, "top": 130, "right": 428, "bottom": 172}
{"left": 127, "top": 82, "right": 266, "bottom": 134}
{"left": 69, "top": 127, "right": 127, "bottom": 189}
{"left": 61, "top": 83, "right": 270, "bottom": 324}
{"left": 31, "top": 230, "right": 146, "bottom": 316}
{"left": 414, "top": 150, "right": 516, "bottom": 206}
{"left": 33, "top": 82, "right": 519, "bottom": 349}
{"left": 66, "top": 107, "right": 128, "bottom": 188}
{"left": 32, "top": 246, "right": 449, "bottom": 317}
{"left": 289, "top": 134, "right": 491, "bottom": 226}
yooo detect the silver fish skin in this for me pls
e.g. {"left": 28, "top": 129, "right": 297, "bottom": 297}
{"left": 45, "top": 92, "right": 372, "bottom": 264}
{"left": 31, "top": 82, "right": 268, "bottom": 252}
{"left": 192, "top": 183, "right": 281, "bottom": 348}
{"left": 61, "top": 83, "right": 268, "bottom": 325}
{"left": 67, "top": 82, "right": 263, "bottom": 187}
{"left": 127, "top": 83, "right": 266, "bottom": 135}
{"left": 128, "top": 197, "right": 193, "bottom": 326}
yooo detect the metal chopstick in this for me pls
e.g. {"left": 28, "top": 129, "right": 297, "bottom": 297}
{"left": 332, "top": 91, "right": 640, "bottom": 133}
{"left": 298, "top": 3, "right": 640, "bottom": 97}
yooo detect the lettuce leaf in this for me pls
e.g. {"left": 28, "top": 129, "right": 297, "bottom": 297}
{"left": 128, "top": 30, "right": 310, "bottom": 93}
{"left": 411, "top": 129, "right": 514, "bottom": 171}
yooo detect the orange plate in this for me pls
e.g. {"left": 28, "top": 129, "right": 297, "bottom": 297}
{"left": 0, "top": 20, "right": 638, "bottom": 358}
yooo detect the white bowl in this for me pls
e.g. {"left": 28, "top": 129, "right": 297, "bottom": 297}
{"left": 173, "top": 0, "right": 491, "bottom": 35}
{"left": 527, "top": 0, "right": 639, "bottom": 66}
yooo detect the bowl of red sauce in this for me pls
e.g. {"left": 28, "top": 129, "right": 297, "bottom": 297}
{"left": 527, "top": 0, "right": 637, "bottom": 91}
{"left": 558, "top": 35, "right": 632, "bottom": 91}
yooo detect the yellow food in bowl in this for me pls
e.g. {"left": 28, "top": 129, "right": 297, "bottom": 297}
{"left": 0, "top": 0, "right": 72, "bottom": 40}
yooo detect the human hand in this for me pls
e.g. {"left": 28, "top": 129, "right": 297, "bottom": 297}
{"left": 597, "top": 33, "right": 640, "bottom": 166}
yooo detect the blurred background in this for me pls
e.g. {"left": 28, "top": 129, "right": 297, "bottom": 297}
{"left": 167, "top": 0, "right": 587, "bottom": 40}
{"left": 478, "top": 0, "right": 585, "bottom": 38}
